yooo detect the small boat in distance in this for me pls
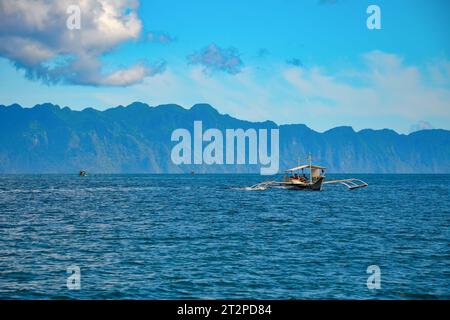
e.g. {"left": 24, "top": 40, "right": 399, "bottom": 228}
{"left": 79, "top": 170, "right": 87, "bottom": 177}
{"left": 246, "top": 154, "right": 368, "bottom": 191}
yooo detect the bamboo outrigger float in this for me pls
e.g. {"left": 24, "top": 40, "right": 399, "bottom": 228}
{"left": 246, "top": 154, "right": 368, "bottom": 191}
{"left": 323, "top": 178, "right": 368, "bottom": 190}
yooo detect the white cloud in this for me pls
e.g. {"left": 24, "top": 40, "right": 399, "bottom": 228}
{"left": 0, "top": 37, "right": 55, "bottom": 65}
{"left": 101, "top": 64, "right": 155, "bottom": 86}
{"left": 427, "top": 58, "right": 450, "bottom": 86}
{"left": 113, "top": 52, "right": 449, "bottom": 133}
{"left": 410, "top": 120, "right": 434, "bottom": 133}
{"left": 0, "top": 0, "right": 162, "bottom": 86}
{"left": 10, "top": 45, "right": 445, "bottom": 133}
{"left": 283, "top": 51, "right": 450, "bottom": 122}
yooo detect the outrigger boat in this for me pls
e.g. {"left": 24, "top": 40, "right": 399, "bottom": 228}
{"left": 246, "top": 154, "right": 368, "bottom": 191}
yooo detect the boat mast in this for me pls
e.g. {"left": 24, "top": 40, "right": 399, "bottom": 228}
{"left": 308, "top": 153, "right": 312, "bottom": 183}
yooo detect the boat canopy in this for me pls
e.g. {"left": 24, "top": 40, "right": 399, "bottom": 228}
{"left": 286, "top": 165, "right": 326, "bottom": 172}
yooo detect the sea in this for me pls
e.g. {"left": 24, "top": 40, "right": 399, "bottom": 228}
{"left": 0, "top": 174, "right": 449, "bottom": 299}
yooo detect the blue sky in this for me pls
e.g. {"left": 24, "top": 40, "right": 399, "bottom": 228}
{"left": 0, "top": 0, "right": 449, "bottom": 133}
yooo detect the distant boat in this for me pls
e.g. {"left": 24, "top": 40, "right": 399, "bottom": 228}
{"left": 190, "top": 171, "right": 195, "bottom": 175}
{"left": 247, "top": 154, "right": 368, "bottom": 191}
{"left": 78, "top": 170, "right": 87, "bottom": 177}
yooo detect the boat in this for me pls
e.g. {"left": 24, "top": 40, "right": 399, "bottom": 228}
{"left": 78, "top": 170, "right": 87, "bottom": 177}
{"left": 246, "top": 154, "right": 368, "bottom": 191}
{"left": 282, "top": 164, "right": 326, "bottom": 190}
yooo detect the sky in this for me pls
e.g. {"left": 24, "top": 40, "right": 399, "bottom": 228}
{"left": 0, "top": 0, "right": 449, "bottom": 133}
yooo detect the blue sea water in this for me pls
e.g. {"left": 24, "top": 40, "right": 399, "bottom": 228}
{"left": 0, "top": 174, "right": 449, "bottom": 299}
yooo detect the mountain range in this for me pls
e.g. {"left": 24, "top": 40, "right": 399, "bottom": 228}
{"left": 0, "top": 102, "right": 449, "bottom": 173}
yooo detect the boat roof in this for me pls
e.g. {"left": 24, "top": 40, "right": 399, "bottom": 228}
{"left": 286, "top": 165, "right": 326, "bottom": 172}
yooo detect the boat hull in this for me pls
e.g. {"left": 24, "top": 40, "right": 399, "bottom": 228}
{"left": 284, "top": 177, "right": 324, "bottom": 191}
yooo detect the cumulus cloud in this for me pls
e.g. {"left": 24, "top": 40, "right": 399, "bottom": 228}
{"left": 0, "top": 0, "right": 163, "bottom": 86}
{"left": 187, "top": 43, "right": 243, "bottom": 75}
{"left": 97, "top": 61, "right": 166, "bottom": 86}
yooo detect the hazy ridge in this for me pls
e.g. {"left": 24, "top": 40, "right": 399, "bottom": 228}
{"left": 1, "top": 102, "right": 449, "bottom": 173}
